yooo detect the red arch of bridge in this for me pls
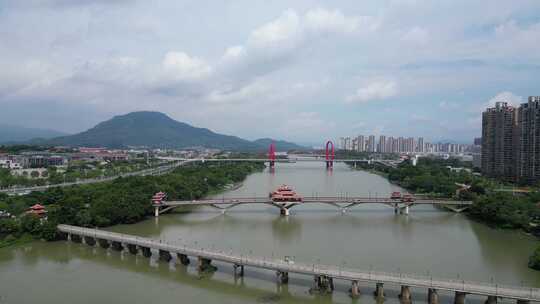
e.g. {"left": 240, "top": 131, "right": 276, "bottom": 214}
{"left": 268, "top": 142, "right": 276, "bottom": 167}
{"left": 325, "top": 140, "right": 335, "bottom": 168}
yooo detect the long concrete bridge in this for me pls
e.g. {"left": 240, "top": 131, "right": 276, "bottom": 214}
{"left": 57, "top": 224, "right": 540, "bottom": 304}
{"left": 156, "top": 156, "right": 399, "bottom": 167}
{"left": 153, "top": 196, "right": 472, "bottom": 217}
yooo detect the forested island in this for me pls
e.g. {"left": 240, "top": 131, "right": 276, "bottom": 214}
{"left": 0, "top": 162, "right": 264, "bottom": 247}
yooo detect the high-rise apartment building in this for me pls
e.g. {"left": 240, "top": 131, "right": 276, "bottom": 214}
{"left": 356, "top": 135, "right": 365, "bottom": 152}
{"left": 417, "top": 137, "right": 424, "bottom": 153}
{"left": 481, "top": 102, "right": 518, "bottom": 181}
{"left": 378, "top": 135, "right": 386, "bottom": 153}
{"left": 367, "top": 135, "right": 376, "bottom": 152}
{"left": 517, "top": 96, "right": 540, "bottom": 183}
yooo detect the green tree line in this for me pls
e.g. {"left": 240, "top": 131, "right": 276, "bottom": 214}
{"left": 0, "top": 162, "right": 264, "bottom": 246}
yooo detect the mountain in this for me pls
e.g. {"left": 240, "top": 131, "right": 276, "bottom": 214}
{"left": 253, "top": 138, "right": 307, "bottom": 151}
{"left": 41, "top": 111, "right": 304, "bottom": 151}
{"left": 0, "top": 124, "right": 68, "bottom": 144}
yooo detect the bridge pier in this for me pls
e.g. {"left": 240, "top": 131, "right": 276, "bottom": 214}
{"left": 159, "top": 249, "right": 172, "bottom": 262}
{"left": 350, "top": 280, "right": 360, "bottom": 298}
{"left": 233, "top": 264, "right": 244, "bottom": 277}
{"left": 454, "top": 291, "right": 466, "bottom": 304}
{"left": 84, "top": 236, "right": 96, "bottom": 246}
{"left": 311, "top": 275, "right": 333, "bottom": 294}
{"left": 111, "top": 241, "right": 123, "bottom": 251}
{"left": 400, "top": 206, "right": 410, "bottom": 215}
{"left": 428, "top": 288, "right": 439, "bottom": 304}
{"left": 516, "top": 300, "right": 530, "bottom": 304}
{"left": 98, "top": 238, "right": 110, "bottom": 249}
{"left": 280, "top": 208, "right": 290, "bottom": 216}
{"left": 399, "top": 285, "right": 412, "bottom": 303}
{"left": 197, "top": 257, "right": 217, "bottom": 272}
{"left": 277, "top": 271, "right": 289, "bottom": 284}
{"left": 177, "top": 253, "right": 190, "bottom": 265}
{"left": 154, "top": 206, "right": 160, "bottom": 217}
{"left": 141, "top": 247, "right": 152, "bottom": 258}
{"left": 374, "top": 282, "right": 385, "bottom": 299}
{"left": 485, "top": 295, "right": 497, "bottom": 304}
{"left": 57, "top": 232, "right": 68, "bottom": 240}
{"left": 127, "top": 244, "right": 138, "bottom": 255}
{"left": 70, "top": 234, "right": 82, "bottom": 243}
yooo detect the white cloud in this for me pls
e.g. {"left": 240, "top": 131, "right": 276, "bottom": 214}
{"left": 222, "top": 45, "right": 246, "bottom": 61}
{"left": 304, "top": 8, "right": 359, "bottom": 33}
{"left": 207, "top": 80, "right": 270, "bottom": 104}
{"left": 346, "top": 80, "right": 398, "bottom": 103}
{"left": 162, "top": 51, "right": 212, "bottom": 80}
{"left": 249, "top": 9, "right": 302, "bottom": 49}
{"left": 487, "top": 91, "right": 522, "bottom": 107}
{"left": 401, "top": 26, "right": 429, "bottom": 45}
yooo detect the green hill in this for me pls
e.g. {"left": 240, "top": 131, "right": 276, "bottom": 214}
{"left": 41, "top": 111, "right": 304, "bottom": 151}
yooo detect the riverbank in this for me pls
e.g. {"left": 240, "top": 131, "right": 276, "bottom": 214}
{"left": 0, "top": 162, "right": 265, "bottom": 247}
{"left": 348, "top": 158, "right": 540, "bottom": 270}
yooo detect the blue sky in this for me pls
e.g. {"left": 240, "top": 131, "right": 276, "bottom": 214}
{"left": 0, "top": 0, "right": 539, "bottom": 144}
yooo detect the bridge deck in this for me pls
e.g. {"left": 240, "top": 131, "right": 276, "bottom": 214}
{"left": 158, "top": 197, "right": 473, "bottom": 207}
{"left": 57, "top": 224, "right": 540, "bottom": 301}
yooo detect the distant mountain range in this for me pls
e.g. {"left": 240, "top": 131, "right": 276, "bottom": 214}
{"left": 0, "top": 124, "right": 68, "bottom": 144}
{"left": 33, "top": 111, "right": 306, "bottom": 151}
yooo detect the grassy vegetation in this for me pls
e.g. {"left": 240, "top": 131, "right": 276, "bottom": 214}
{"left": 0, "top": 162, "right": 264, "bottom": 245}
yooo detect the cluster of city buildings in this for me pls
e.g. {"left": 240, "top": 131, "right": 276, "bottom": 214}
{"left": 0, "top": 147, "right": 137, "bottom": 179}
{"left": 0, "top": 148, "right": 130, "bottom": 171}
{"left": 338, "top": 135, "right": 472, "bottom": 154}
{"left": 481, "top": 96, "right": 540, "bottom": 184}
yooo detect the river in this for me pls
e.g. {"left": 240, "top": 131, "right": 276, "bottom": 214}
{"left": 1, "top": 162, "right": 539, "bottom": 304}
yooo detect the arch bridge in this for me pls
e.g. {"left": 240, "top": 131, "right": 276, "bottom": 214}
{"left": 151, "top": 192, "right": 472, "bottom": 217}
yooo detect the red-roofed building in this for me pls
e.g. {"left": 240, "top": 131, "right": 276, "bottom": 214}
{"left": 26, "top": 204, "right": 47, "bottom": 217}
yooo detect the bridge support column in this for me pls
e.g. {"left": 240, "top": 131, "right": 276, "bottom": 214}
{"left": 277, "top": 271, "right": 289, "bottom": 284}
{"left": 233, "top": 264, "right": 244, "bottom": 277}
{"left": 454, "top": 291, "right": 466, "bottom": 304}
{"left": 516, "top": 300, "right": 530, "bottom": 304}
{"left": 159, "top": 250, "right": 172, "bottom": 262}
{"left": 399, "top": 285, "right": 411, "bottom": 303}
{"left": 280, "top": 208, "right": 290, "bottom": 216}
{"left": 374, "top": 282, "right": 384, "bottom": 299}
{"left": 311, "top": 275, "right": 333, "bottom": 294}
{"left": 177, "top": 253, "right": 190, "bottom": 265}
{"left": 198, "top": 257, "right": 217, "bottom": 272}
{"left": 350, "top": 280, "right": 360, "bottom": 298}
{"left": 58, "top": 232, "right": 68, "bottom": 241}
{"left": 485, "top": 296, "right": 497, "bottom": 304}
{"left": 127, "top": 244, "right": 138, "bottom": 255}
{"left": 111, "top": 241, "right": 123, "bottom": 251}
{"left": 400, "top": 206, "right": 410, "bottom": 215}
{"left": 141, "top": 247, "right": 152, "bottom": 258}
{"left": 98, "top": 238, "right": 110, "bottom": 249}
{"left": 154, "top": 206, "right": 160, "bottom": 217}
{"left": 428, "top": 288, "right": 439, "bottom": 304}
{"left": 70, "top": 234, "right": 82, "bottom": 243}
{"left": 84, "top": 236, "right": 96, "bottom": 246}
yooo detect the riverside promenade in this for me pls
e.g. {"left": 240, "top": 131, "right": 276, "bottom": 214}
{"left": 58, "top": 224, "right": 540, "bottom": 304}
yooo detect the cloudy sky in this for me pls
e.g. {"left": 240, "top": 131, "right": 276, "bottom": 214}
{"left": 1, "top": 0, "right": 539, "bottom": 144}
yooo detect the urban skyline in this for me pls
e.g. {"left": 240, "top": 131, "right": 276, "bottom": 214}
{"left": 337, "top": 134, "right": 473, "bottom": 154}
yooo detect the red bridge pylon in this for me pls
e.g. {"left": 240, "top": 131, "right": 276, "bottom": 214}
{"left": 268, "top": 142, "right": 276, "bottom": 169}
{"left": 325, "top": 140, "right": 335, "bottom": 169}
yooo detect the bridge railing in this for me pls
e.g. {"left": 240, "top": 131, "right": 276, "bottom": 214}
{"left": 58, "top": 225, "right": 540, "bottom": 301}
